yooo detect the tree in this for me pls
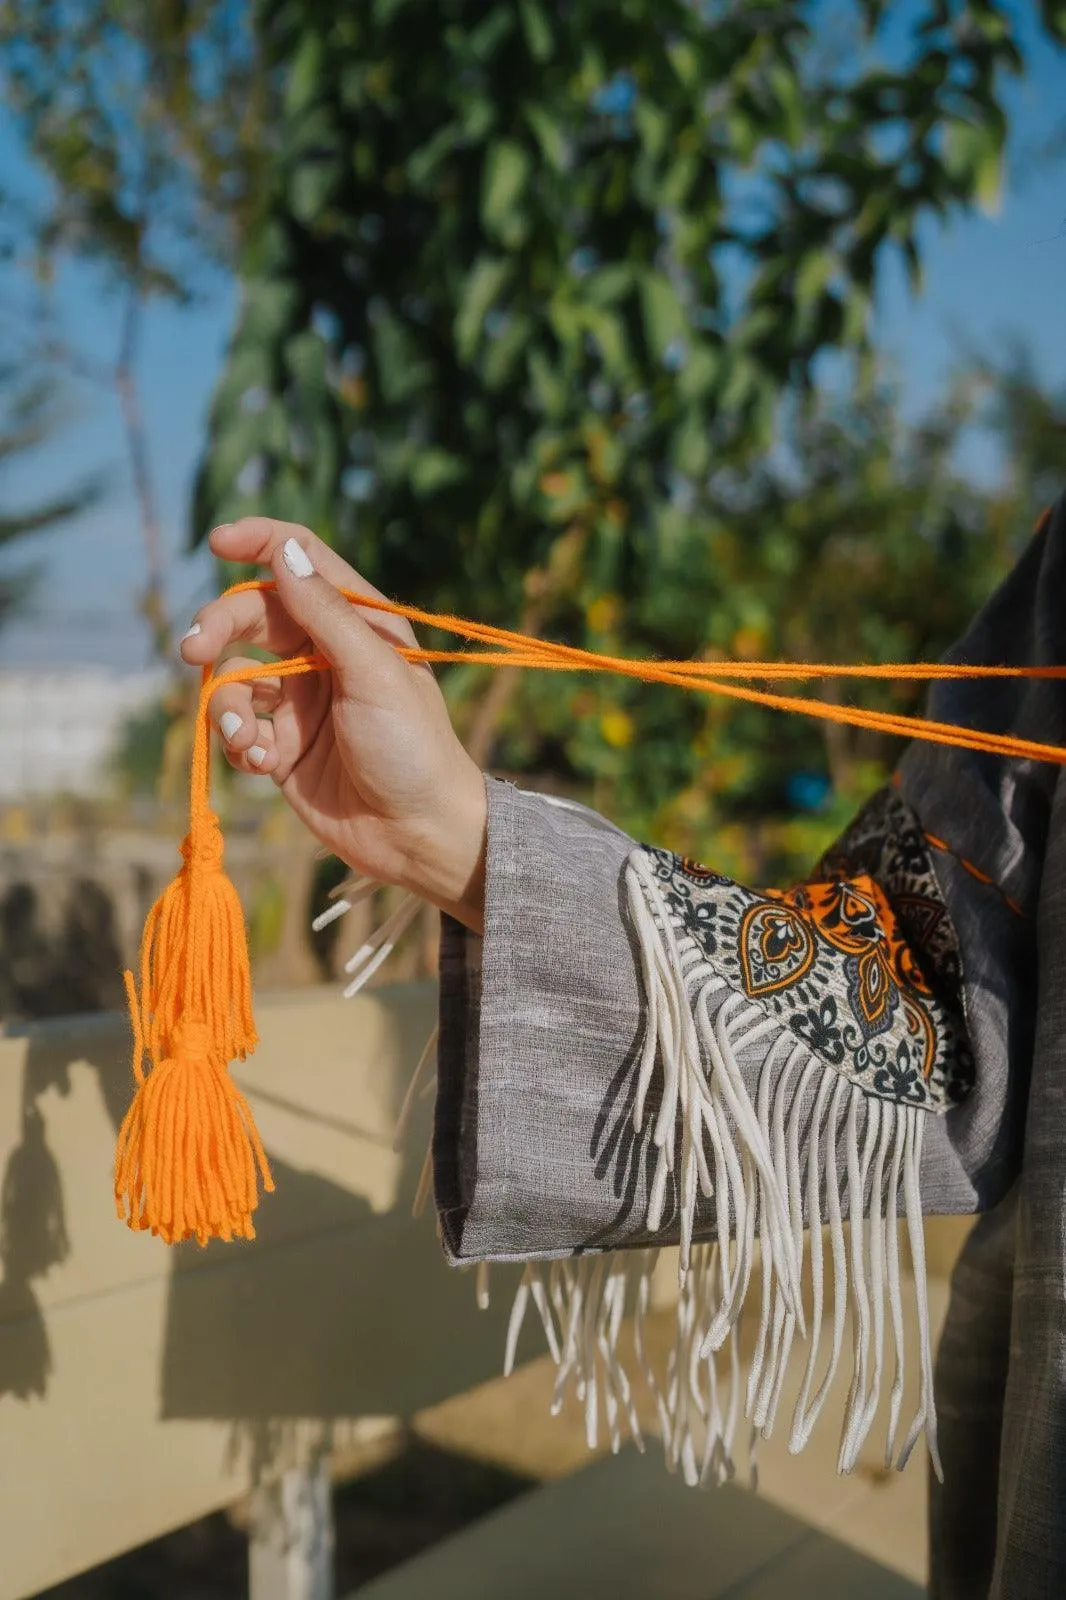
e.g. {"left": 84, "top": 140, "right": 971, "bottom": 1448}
{"left": 975, "top": 343, "right": 1066, "bottom": 525}
{"left": 542, "top": 376, "right": 1014, "bottom": 878}
{"left": 0, "top": 0, "right": 270, "bottom": 655}
{"left": 0, "top": 362, "right": 103, "bottom": 627}
{"left": 190, "top": 0, "right": 1066, "bottom": 840}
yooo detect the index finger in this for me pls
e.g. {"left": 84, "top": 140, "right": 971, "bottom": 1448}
{"left": 209, "top": 517, "right": 419, "bottom": 650}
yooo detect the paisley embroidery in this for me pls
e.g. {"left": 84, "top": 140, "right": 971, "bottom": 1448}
{"left": 638, "top": 786, "right": 972, "bottom": 1112}
{"left": 740, "top": 903, "right": 815, "bottom": 995}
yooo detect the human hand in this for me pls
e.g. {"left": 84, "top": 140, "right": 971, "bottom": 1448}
{"left": 179, "top": 518, "right": 487, "bottom": 934}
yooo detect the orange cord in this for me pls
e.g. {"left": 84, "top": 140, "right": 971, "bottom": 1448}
{"left": 117, "top": 577, "right": 1066, "bottom": 1247}
{"left": 221, "top": 579, "right": 1066, "bottom": 768}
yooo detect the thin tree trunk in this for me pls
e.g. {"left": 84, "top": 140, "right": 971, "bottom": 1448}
{"left": 819, "top": 678, "right": 857, "bottom": 794}
{"left": 115, "top": 287, "right": 172, "bottom": 660}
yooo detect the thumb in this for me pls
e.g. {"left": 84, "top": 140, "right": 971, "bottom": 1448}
{"left": 273, "top": 535, "right": 408, "bottom": 698}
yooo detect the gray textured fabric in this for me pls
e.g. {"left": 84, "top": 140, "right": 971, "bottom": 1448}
{"left": 434, "top": 494, "right": 1066, "bottom": 1596}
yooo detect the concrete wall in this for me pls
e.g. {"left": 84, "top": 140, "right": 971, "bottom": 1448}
{"left": 0, "top": 982, "right": 511, "bottom": 1600}
{"left": 0, "top": 670, "right": 170, "bottom": 801}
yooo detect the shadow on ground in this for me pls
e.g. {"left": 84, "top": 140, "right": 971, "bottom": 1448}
{"left": 31, "top": 1437, "right": 535, "bottom": 1599}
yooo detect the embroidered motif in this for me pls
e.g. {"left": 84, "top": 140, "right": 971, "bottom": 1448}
{"left": 639, "top": 786, "right": 972, "bottom": 1112}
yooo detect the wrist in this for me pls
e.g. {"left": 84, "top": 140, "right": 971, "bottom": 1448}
{"left": 403, "top": 760, "right": 487, "bottom": 935}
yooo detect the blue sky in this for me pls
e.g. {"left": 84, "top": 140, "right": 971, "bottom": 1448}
{"left": 0, "top": 20, "right": 1063, "bottom": 672}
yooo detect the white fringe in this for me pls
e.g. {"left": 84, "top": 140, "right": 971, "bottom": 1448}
{"left": 322, "top": 873, "right": 440, "bottom": 1163}
{"left": 312, "top": 874, "right": 425, "bottom": 998}
{"left": 500, "top": 849, "right": 943, "bottom": 1485}
{"left": 318, "top": 844, "right": 942, "bottom": 1488}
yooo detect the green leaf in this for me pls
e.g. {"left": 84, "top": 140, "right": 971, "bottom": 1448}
{"left": 218, "top": 341, "right": 275, "bottom": 403}
{"left": 943, "top": 117, "right": 1004, "bottom": 215}
{"left": 640, "top": 271, "right": 686, "bottom": 359}
{"left": 408, "top": 123, "right": 461, "bottom": 189}
{"left": 202, "top": 408, "right": 274, "bottom": 501}
{"left": 634, "top": 100, "right": 671, "bottom": 160}
{"left": 284, "top": 330, "right": 329, "bottom": 390}
{"left": 455, "top": 256, "right": 514, "bottom": 362}
{"left": 842, "top": 285, "right": 871, "bottom": 346}
{"left": 485, "top": 317, "right": 532, "bottom": 388}
{"left": 673, "top": 413, "right": 711, "bottom": 478}
{"left": 523, "top": 103, "right": 569, "bottom": 171}
{"left": 734, "top": 306, "right": 778, "bottom": 350}
{"left": 410, "top": 448, "right": 468, "bottom": 496}
{"left": 548, "top": 296, "right": 584, "bottom": 351}
{"left": 769, "top": 62, "right": 803, "bottom": 147}
{"left": 719, "top": 355, "right": 757, "bottom": 415}
{"left": 461, "top": 96, "right": 496, "bottom": 143}
{"left": 667, "top": 39, "right": 700, "bottom": 87}
{"left": 794, "top": 249, "right": 836, "bottom": 318}
{"left": 580, "top": 306, "right": 630, "bottom": 376}
{"left": 371, "top": 313, "right": 432, "bottom": 403}
{"left": 676, "top": 341, "right": 720, "bottom": 402}
{"left": 285, "top": 31, "right": 325, "bottom": 118}
{"left": 468, "top": 7, "right": 516, "bottom": 61}
{"left": 519, "top": 0, "right": 554, "bottom": 62}
{"left": 854, "top": 190, "right": 893, "bottom": 243}
{"left": 290, "top": 150, "right": 342, "bottom": 224}
{"left": 584, "top": 263, "right": 634, "bottom": 307}
{"left": 481, "top": 139, "right": 532, "bottom": 240}
{"left": 528, "top": 349, "right": 569, "bottom": 417}
{"left": 240, "top": 280, "right": 302, "bottom": 347}
{"left": 659, "top": 152, "right": 699, "bottom": 208}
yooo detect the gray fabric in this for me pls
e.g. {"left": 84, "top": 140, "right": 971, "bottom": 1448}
{"left": 435, "top": 780, "right": 649, "bottom": 1260}
{"left": 434, "top": 493, "right": 1066, "bottom": 1595}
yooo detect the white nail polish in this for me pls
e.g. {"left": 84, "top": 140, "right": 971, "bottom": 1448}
{"left": 248, "top": 745, "right": 268, "bottom": 768}
{"left": 219, "top": 711, "right": 243, "bottom": 741}
{"left": 282, "top": 537, "right": 314, "bottom": 578}
{"left": 181, "top": 623, "right": 201, "bottom": 643}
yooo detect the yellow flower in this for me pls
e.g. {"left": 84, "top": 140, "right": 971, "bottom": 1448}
{"left": 730, "top": 625, "right": 767, "bottom": 661}
{"left": 586, "top": 592, "right": 622, "bottom": 633}
{"left": 539, "top": 471, "right": 573, "bottom": 498}
{"left": 600, "top": 708, "right": 635, "bottom": 748}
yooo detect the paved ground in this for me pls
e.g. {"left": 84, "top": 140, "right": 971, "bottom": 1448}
{"left": 33, "top": 1276, "right": 944, "bottom": 1596}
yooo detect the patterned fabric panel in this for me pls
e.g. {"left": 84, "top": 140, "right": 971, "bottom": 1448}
{"left": 638, "top": 786, "right": 973, "bottom": 1113}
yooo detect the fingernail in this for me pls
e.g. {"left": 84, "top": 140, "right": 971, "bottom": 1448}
{"left": 219, "top": 711, "right": 243, "bottom": 742}
{"left": 248, "top": 745, "right": 268, "bottom": 768}
{"left": 210, "top": 523, "right": 233, "bottom": 536}
{"left": 282, "top": 537, "right": 314, "bottom": 578}
{"left": 180, "top": 623, "right": 201, "bottom": 644}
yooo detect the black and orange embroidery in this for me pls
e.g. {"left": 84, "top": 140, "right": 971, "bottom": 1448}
{"left": 739, "top": 902, "right": 815, "bottom": 996}
{"left": 641, "top": 787, "right": 973, "bottom": 1112}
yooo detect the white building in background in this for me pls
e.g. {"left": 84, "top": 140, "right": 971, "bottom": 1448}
{"left": 0, "top": 668, "right": 170, "bottom": 799}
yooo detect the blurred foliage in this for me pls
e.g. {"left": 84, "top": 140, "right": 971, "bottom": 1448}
{"left": 0, "top": 0, "right": 273, "bottom": 666}
{"left": 248, "top": 871, "right": 287, "bottom": 958}
{"left": 109, "top": 697, "right": 173, "bottom": 797}
{"left": 0, "top": 0, "right": 268, "bottom": 291}
{"left": 170, "top": 0, "right": 1064, "bottom": 877}
{"left": 0, "top": 361, "right": 104, "bottom": 628}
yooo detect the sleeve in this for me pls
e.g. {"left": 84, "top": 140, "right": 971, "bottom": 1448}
{"left": 428, "top": 495, "right": 1063, "bottom": 1482}
{"left": 432, "top": 777, "right": 978, "bottom": 1478}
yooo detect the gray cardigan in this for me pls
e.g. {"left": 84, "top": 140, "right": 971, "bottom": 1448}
{"left": 422, "top": 495, "right": 1066, "bottom": 1597}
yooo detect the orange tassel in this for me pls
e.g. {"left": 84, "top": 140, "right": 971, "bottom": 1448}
{"left": 116, "top": 672, "right": 271, "bottom": 1245}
